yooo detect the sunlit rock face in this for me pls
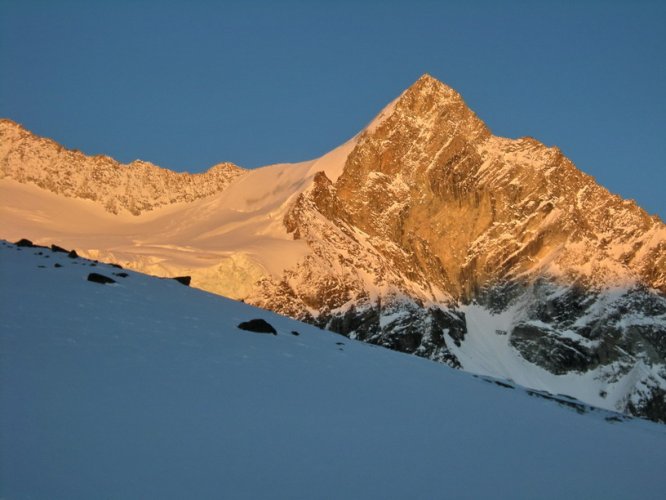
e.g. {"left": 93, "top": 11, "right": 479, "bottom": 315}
{"left": 311, "top": 75, "right": 663, "bottom": 300}
{"left": 251, "top": 75, "right": 666, "bottom": 422}
{"left": 1, "top": 75, "right": 664, "bottom": 422}
{"left": 0, "top": 118, "right": 246, "bottom": 215}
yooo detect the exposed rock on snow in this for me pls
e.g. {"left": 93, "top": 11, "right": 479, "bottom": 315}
{"left": 15, "top": 238, "right": 36, "bottom": 247}
{"left": 87, "top": 272, "right": 116, "bottom": 284}
{"left": 171, "top": 276, "right": 192, "bottom": 286}
{"left": 51, "top": 244, "right": 68, "bottom": 253}
{"left": 237, "top": 318, "right": 278, "bottom": 335}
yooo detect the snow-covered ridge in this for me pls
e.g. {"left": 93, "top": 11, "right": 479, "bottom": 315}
{"left": 0, "top": 118, "right": 246, "bottom": 215}
{"left": 2, "top": 240, "right": 665, "bottom": 499}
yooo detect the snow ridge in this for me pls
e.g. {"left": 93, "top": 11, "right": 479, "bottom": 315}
{"left": 0, "top": 119, "right": 246, "bottom": 215}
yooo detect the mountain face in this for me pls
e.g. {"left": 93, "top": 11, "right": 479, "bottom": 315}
{"left": 1, "top": 74, "right": 665, "bottom": 422}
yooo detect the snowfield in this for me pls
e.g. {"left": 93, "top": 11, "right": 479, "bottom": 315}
{"left": 1, "top": 240, "right": 665, "bottom": 499}
{"left": 0, "top": 132, "right": 358, "bottom": 301}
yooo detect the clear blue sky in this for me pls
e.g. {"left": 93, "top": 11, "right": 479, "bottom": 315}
{"left": 1, "top": 0, "right": 664, "bottom": 217}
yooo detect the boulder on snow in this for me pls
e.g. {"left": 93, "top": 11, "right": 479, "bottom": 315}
{"left": 87, "top": 272, "right": 116, "bottom": 285}
{"left": 68, "top": 250, "right": 79, "bottom": 259}
{"left": 51, "top": 244, "right": 68, "bottom": 253}
{"left": 237, "top": 319, "right": 277, "bottom": 335}
{"left": 15, "top": 238, "right": 35, "bottom": 247}
{"left": 172, "top": 276, "right": 192, "bottom": 286}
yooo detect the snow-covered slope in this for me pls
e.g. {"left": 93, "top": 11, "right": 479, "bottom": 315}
{"left": 1, "top": 240, "right": 665, "bottom": 499}
{"left": 1, "top": 74, "right": 664, "bottom": 423}
{"left": 0, "top": 131, "right": 357, "bottom": 299}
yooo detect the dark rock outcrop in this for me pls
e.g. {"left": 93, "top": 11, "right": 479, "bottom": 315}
{"left": 87, "top": 273, "right": 116, "bottom": 285}
{"left": 237, "top": 319, "right": 277, "bottom": 335}
{"left": 15, "top": 238, "right": 35, "bottom": 247}
{"left": 510, "top": 324, "right": 597, "bottom": 375}
{"left": 51, "top": 244, "right": 68, "bottom": 253}
{"left": 172, "top": 276, "right": 191, "bottom": 286}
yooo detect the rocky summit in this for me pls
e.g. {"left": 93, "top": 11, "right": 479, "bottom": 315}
{"left": 1, "top": 74, "right": 664, "bottom": 422}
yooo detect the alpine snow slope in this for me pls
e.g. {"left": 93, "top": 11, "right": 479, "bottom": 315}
{"left": 1, "top": 74, "right": 665, "bottom": 422}
{"left": 1, "top": 241, "right": 665, "bottom": 499}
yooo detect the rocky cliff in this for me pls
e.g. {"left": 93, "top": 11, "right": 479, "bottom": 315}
{"left": 249, "top": 75, "right": 666, "bottom": 421}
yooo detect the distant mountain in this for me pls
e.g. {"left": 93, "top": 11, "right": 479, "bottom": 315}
{"left": 1, "top": 74, "right": 664, "bottom": 422}
{"left": 2, "top": 240, "right": 665, "bottom": 499}
{"left": 0, "top": 118, "right": 245, "bottom": 215}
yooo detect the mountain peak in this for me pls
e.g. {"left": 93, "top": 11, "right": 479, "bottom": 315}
{"left": 355, "top": 74, "right": 489, "bottom": 168}
{"left": 400, "top": 73, "right": 464, "bottom": 106}
{"left": 360, "top": 74, "right": 488, "bottom": 146}
{"left": 411, "top": 72, "right": 454, "bottom": 91}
